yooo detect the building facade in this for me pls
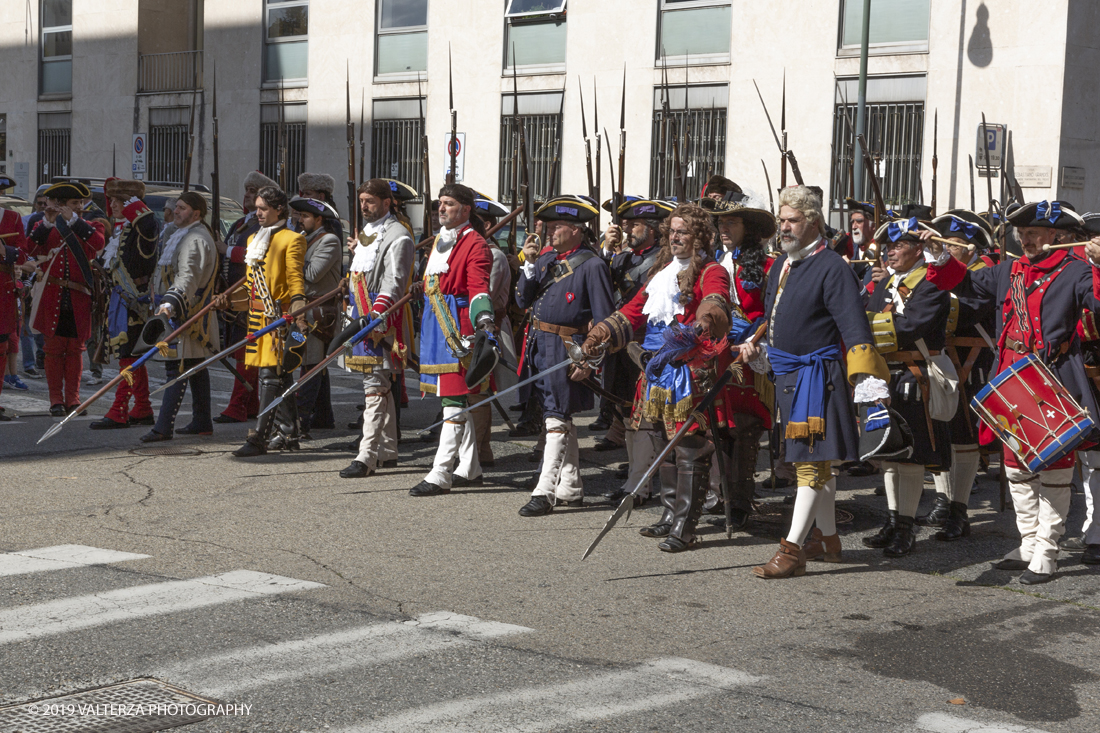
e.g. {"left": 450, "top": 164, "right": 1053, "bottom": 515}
{"left": 1, "top": 0, "right": 1098, "bottom": 230}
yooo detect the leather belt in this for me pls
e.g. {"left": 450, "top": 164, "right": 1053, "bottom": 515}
{"left": 250, "top": 298, "right": 286, "bottom": 314}
{"left": 531, "top": 317, "right": 588, "bottom": 339}
{"left": 1004, "top": 337, "right": 1070, "bottom": 356}
{"left": 883, "top": 349, "right": 940, "bottom": 364}
{"left": 945, "top": 337, "right": 988, "bottom": 348}
{"left": 47, "top": 276, "right": 91, "bottom": 296}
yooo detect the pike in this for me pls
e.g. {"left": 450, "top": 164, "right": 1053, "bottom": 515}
{"left": 659, "top": 51, "right": 673, "bottom": 199}
{"left": 780, "top": 68, "right": 787, "bottom": 188}
{"left": 421, "top": 343, "right": 607, "bottom": 434}
{"left": 930, "top": 109, "right": 939, "bottom": 216}
{"left": 358, "top": 88, "right": 367, "bottom": 185}
{"left": 604, "top": 127, "right": 619, "bottom": 226}
{"left": 38, "top": 276, "right": 248, "bottom": 443}
{"left": 751, "top": 78, "right": 804, "bottom": 188}
{"left": 616, "top": 65, "right": 626, "bottom": 221}
{"left": 578, "top": 77, "right": 596, "bottom": 211}
{"left": 346, "top": 64, "right": 358, "bottom": 235}
{"left": 258, "top": 286, "right": 421, "bottom": 418}
{"left": 672, "top": 62, "right": 687, "bottom": 202}
{"left": 544, "top": 84, "right": 568, "bottom": 198}
{"left": 151, "top": 284, "right": 346, "bottom": 397}
{"left": 513, "top": 45, "right": 534, "bottom": 239}
{"left": 981, "top": 113, "right": 997, "bottom": 234}
{"left": 210, "top": 60, "right": 221, "bottom": 240}
{"left": 417, "top": 73, "right": 432, "bottom": 240}
{"left": 582, "top": 324, "right": 767, "bottom": 559}
{"left": 594, "top": 78, "right": 601, "bottom": 220}
{"left": 276, "top": 84, "right": 287, "bottom": 191}
{"left": 181, "top": 88, "right": 197, "bottom": 193}
{"left": 968, "top": 154, "right": 976, "bottom": 212}
{"left": 447, "top": 45, "right": 457, "bottom": 185}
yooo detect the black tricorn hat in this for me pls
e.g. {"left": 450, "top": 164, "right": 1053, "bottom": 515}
{"left": 932, "top": 214, "right": 993, "bottom": 251}
{"left": 283, "top": 324, "right": 308, "bottom": 373}
{"left": 132, "top": 313, "right": 172, "bottom": 355}
{"left": 896, "top": 203, "right": 933, "bottom": 221}
{"left": 602, "top": 195, "right": 641, "bottom": 213}
{"left": 45, "top": 181, "right": 91, "bottom": 201}
{"left": 845, "top": 199, "right": 878, "bottom": 218}
{"left": 0, "top": 176, "right": 17, "bottom": 191}
{"left": 943, "top": 208, "right": 994, "bottom": 235}
{"left": 382, "top": 178, "right": 418, "bottom": 202}
{"left": 859, "top": 403, "right": 914, "bottom": 462}
{"left": 289, "top": 196, "right": 340, "bottom": 220}
{"left": 1007, "top": 200, "right": 1084, "bottom": 231}
{"left": 1082, "top": 212, "right": 1100, "bottom": 236}
{"left": 535, "top": 195, "right": 599, "bottom": 224}
{"left": 700, "top": 175, "right": 742, "bottom": 198}
{"left": 617, "top": 199, "right": 674, "bottom": 221}
{"left": 464, "top": 330, "right": 500, "bottom": 389}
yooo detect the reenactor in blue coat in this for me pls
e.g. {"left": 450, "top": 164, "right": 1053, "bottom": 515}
{"left": 515, "top": 196, "right": 615, "bottom": 517}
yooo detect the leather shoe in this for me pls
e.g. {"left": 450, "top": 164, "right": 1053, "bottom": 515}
{"left": 409, "top": 481, "right": 449, "bottom": 497}
{"left": 752, "top": 539, "right": 806, "bottom": 578}
{"left": 863, "top": 511, "right": 898, "bottom": 548}
{"left": 509, "top": 422, "right": 541, "bottom": 438}
{"left": 604, "top": 490, "right": 648, "bottom": 508}
{"left": 128, "top": 415, "right": 155, "bottom": 426}
{"left": 804, "top": 527, "right": 842, "bottom": 563}
{"left": 339, "top": 461, "right": 371, "bottom": 478}
{"left": 588, "top": 416, "right": 611, "bottom": 432}
{"left": 213, "top": 414, "right": 246, "bottom": 424}
{"left": 592, "top": 438, "right": 623, "bottom": 452}
{"left": 639, "top": 522, "right": 672, "bottom": 538}
{"left": 232, "top": 439, "right": 267, "bottom": 457}
{"left": 992, "top": 558, "right": 1030, "bottom": 571}
{"left": 846, "top": 461, "right": 879, "bottom": 477}
{"left": 759, "top": 475, "right": 791, "bottom": 490}
{"left": 139, "top": 430, "right": 171, "bottom": 443}
{"left": 382, "top": 459, "right": 398, "bottom": 468}
{"left": 658, "top": 535, "right": 698, "bottom": 553}
{"left": 1082, "top": 544, "right": 1100, "bottom": 565}
{"left": 1019, "top": 569, "right": 1054, "bottom": 585}
{"left": 1060, "top": 536, "right": 1087, "bottom": 551}
{"left": 89, "top": 417, "right": 128, "bottom": 430}
{"left": 451, "top": 474, "right": 483, "bottom": 488}
{"left": 915, "top": 494, "right": 951, "bottom": 527}
{"left": 177, "top": 423, "right": 213, "bottom": 436}
{"left": 727, "top": 507, "right": 750, "bottom": 531}
{"left": 519, "top": 495, "right": 554, "bottom": 516}
{"left": 50, "top": 404, "right": 67, "bottom": 417}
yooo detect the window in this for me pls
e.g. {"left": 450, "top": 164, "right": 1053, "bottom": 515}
{"left": 148, "top": 107, "right": 189, "bottom": 183}
{"left": 259, "top": 103, "right": 307, "bottom": 190}
{"left": 371, "top": 98, "right": 425, "bottom": 200}
{"left": 830, "top": 76, "right": 926, "bottom": 213}
{"left": 37, "top": 112, "right": 71, "bottom": 186}
{"left": 376, "top": 0, "right": 428, "bottom": 77}
{"left": 839, "top": 0, "right": 930, "bottom": 55}
{"left": 504, "top": 0, "right": 566, "bottom": 71}
{"left": 40, "top": 0, "right": 73, "bottom": 95}
{"left": 657, "top": 0, "right": 731, "bottom": 65}
{"left": 264, "top": 0, "right": 308, "bottom": 84}
{"left": 650, "top": 84, "right": 728, "bottom": 201}
{"left": 499, "top": 92, "right": 563, "bottom": 206}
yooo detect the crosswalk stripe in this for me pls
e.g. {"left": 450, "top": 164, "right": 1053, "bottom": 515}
{"left": 158, "top": 612, "right": 532, "bottom": 698}
{"left": 336, "top": 657, "right": 761, "bottom": 733}
{"left": 917, "top": 713, "right": 1053, "bottom": 733}
{"left": 0, "top": 545, "right": 150, "bottom": 578}
{"left": 0, "top": 570, "right": 325, "bottom": 646}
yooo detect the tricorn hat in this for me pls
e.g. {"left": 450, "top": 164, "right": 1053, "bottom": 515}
{"left": 535, "top": 195, "right": 599, "bottom": 224}
{"left": 464, "top": 330, "right": 500, "bottom": 389}
{"left": 859, "top": 403, "right": 914, "bottom": 462}
{"left": 44, "top": 181, "right": 91, "bottom": 202}
{"left": 602, "top": 195, "right": 641, "bottom": 213}
{"left": 381, "top": 178, "right": 419, "bottom": 202}
{"left": 932, "top": 213, "right": 993, "bottom": 251}
{"left": 872, "top": 216, "right": 935, "bottom": 245}
{"left": 1082, "top": 212, "right": 1100, "bottom": 236}
{"left": 0, "top": 176, "right": 15, "bottom": 191}
{"left": 289, "top": 196, "right": 340, "bottom": 220}
{"left": 617, "top": 199, "right": 675, "bottom": 221}
{"left": 1006, "top": 200, "right": 1084, "bottom": 231}
{"left": 470, "top": 189, "right": 509, "bottom": 218}
{"left": 104, "top": 177, "right": 146, "bottom": 201}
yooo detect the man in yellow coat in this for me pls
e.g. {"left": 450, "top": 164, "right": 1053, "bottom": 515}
{"left": 232, "top": 186, "right": 308, "bottom": 457}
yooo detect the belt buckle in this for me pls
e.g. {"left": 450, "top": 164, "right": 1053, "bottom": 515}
{"left": 1013, "top": 342, "right": 1028, "bottom": 354}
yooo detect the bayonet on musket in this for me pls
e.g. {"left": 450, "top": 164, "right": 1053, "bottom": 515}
{"left": 210, "top": 60, "right": 221, "bottom": 240}
{"left": 753, "top": 78, "right": 804, "bottom": 188}
{"left": 780, "top": 69, "right": 788, "bottom": 188}
{"left": 856, "top": 132, "right": 888, "bottom": 266}
{"left": 447, "top": 44, "right": 457, "bottom": 184}
{"left": 276, "top": 84, "right": 287, "bottom": 191}
{"left": 930, "top": 109, "right": 939, "bottom": 216}
{"left": 512, "top": 45, "right": 534, "bottom": 239}
{"left": 346, "top": 63, "right": 358, "bottom": 234}
{"left": 616, "top": 65, "right": 626, "bottom": 219}
{"left": 981, "top": 113, "right": 997, "bottom": 233}
{"left": 417, "top": 73, "right": 432, "bottom": 241}
{"left": 579, "top": 77, "right": 595, "bottom": 208}
{"left": 182, "top": 88, "right": 197, "bottom": 192}
{"left": 359, "top": 88, "right": 366, "bottom": 184}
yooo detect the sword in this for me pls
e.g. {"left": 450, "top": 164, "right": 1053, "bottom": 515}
{"left": 256, "top": 287, "right": 419, "bottom": 418}
{"left": 150, "top": 284, "right": 345, "bottom": 397}
{"left": 582, "top": 324, "right": 765, "bottom": 560}
{"left": 708, "top": 401, "right": 737, "bottom": 539}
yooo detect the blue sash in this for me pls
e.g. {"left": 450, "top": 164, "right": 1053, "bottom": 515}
{"left": 641, "top": 322, "right": 694, "bottom": 421}
{"left": 418, "top": 294, "right": 468, "bottom": 392}
{"left": 769, "top": 344, "right": 841, "bottom": 439}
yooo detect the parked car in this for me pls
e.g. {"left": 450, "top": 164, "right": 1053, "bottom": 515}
{"left": 0, "top": 193, "right": 33, "bottom": 219}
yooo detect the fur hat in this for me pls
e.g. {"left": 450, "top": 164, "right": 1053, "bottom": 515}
{"left": 243, "top": 170, "right": 278, "bottom": 191}
{"left": 104, "top": 178, "right": 146, "bottom": 201}
{"left": 297, "top": 172, "right": 336, "bottom": 195}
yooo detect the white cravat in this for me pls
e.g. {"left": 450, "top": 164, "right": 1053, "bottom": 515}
{"left": 426, "top": 221, "right": 469, "bottom": 277}
{"left": 642, "top": 256, "right": 691, "bottom": 325}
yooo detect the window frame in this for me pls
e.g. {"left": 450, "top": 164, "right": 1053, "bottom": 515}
{"left": 375, "top": 0, "right": 429, "bottom": 81}
{"left": 263, "top": 0, "right": 309, "bottom": 86}
{"left": 656, "top": 0, "right": 732, "bottom": 67}
{"left": 40, "top": 0, "right": 73, "bottom": 97}
{"left": 836, "top": 0, "right": 930, "bottom": 57}
{"left": 505, "top": 0, "right": 566, "bottom": 20}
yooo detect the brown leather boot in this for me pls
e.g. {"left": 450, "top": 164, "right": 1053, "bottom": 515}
{"left": 803, "top": 527, "right": 842, "bottom": 563}
{"left": 752, "top": 539, "right": 806, "bottom": 579}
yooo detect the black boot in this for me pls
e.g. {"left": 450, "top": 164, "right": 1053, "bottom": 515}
{"left": 640, "top": 441, "right": 676, "bottom": 538}
{"left": 862, "top": 510, "right": 899, "bottom": 548}
{"left": 935, "top": 501, "right": 970, "bottom": 541}
{"left": 915, "top": 492, "right": 951, "bottom": 527}
{"left": 659, "top": 438, "right": 708, "bottom": 553}
{"left": 884, "top": 515, "right": 917, "bottom": 557}
{"left": 233, "top": 369, "right": 282, "bottom": 458}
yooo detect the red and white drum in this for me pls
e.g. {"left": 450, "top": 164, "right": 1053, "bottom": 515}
{"left": 971, "top": 353, "right": 1095, "bottom": 472}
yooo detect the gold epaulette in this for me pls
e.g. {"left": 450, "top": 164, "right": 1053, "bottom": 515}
{"left": 868, "top": 311, "right": 897, "bottom": 354}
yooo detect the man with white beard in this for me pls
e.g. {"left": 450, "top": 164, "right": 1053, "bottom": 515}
{"left": 738, "top": 186, "right": 890, "bottom": 578}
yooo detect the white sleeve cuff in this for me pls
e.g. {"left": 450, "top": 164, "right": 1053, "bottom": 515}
{"left": 521, "top": 261, "right": 536, "bottom": 279}
{"left": 853, "top": 374, "right": 890, "bottom": 403}
{"left": 747, "top": 344, "right": 771, "bottom": 375}
{"left": 932, "top": 249, "right": 952, "bottom": 267}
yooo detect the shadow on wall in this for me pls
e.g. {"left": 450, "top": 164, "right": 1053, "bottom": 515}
{"left": 968, "top": 2, "right": 993, "bottom": 68}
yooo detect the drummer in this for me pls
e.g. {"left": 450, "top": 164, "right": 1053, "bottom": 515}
{"left": 922, "top": 201, "right": 1100, "bottom": 584}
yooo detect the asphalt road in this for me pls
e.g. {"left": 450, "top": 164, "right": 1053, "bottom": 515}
{"left": 1, "top": 362, "right": 1099, "bottom": 732}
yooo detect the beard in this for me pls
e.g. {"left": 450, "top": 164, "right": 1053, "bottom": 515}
{"left": 851, "top": 228, "right": 864, "bottom": 246}
{"left": 779, "top": 232, "right": 803, "bottom": 253}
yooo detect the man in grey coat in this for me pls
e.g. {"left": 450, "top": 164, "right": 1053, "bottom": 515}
{"left": 141, "top": 192, "right": 220, "bottom": 442}
{"left": 339, "top": 179, "right": 415, "bottom": 478}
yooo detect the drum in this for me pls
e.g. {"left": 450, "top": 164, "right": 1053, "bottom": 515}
{"left": 971, "top": 353, "right": 1095, "bottom": 473}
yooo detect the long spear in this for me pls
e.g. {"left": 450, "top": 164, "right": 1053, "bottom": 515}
{"left": 417, "top": 73, "right": 432, "bottom": 240}
{"left": 780, "top": 69, "right": 788, "bottom": 188}
{"left": 578, "top": 77, "right": 596, "bottom": 209}
{"left": 210, "top": 60, "right": 221, "bottom": 240}
{"left": 930, "top": 109, "right": 938, "bottom": 216}
{"left": 544, "top": 86, "right": 568, "bottom": 198}
{"left": 37, "top": 277, "right": 248, "bottom": 443}
{"left": 616, "top": 65, "right": 626, "bottom": 215}
{"left": 358, "top": 88, "right": 366, "bottom": 184}
{"left": 346, "top": 64, "right": 358, "bottom": 234}
{"left": 761, "top": 160, "right": 774, "bottom": 215}
{"left": 447, "top": 45, "right": 457, "bottom": 184}
{"left": 968, "top": 154, "right": 977, "bottom": 211}
{"left": 181, "top": 89, "right": 197, "bottom": 192}
{"left": 594, "top": 79, "right": 602, "bottom": 233}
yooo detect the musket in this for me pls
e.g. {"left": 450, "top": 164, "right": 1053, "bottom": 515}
{"left": 259, "top": 286, "right": 422, "bottom": 418}
{"left": 672, "top": 63, "right": 687, "bottom": 202}
{"left": 447, "top": 45, "right": 457, "bottom": 184}
{"left": 706, "top": 98, "right": 716, "bottom": 179}
{"left": 486, "top": 206, "right": 523, "bottom": 239}
{"left": 930, "top": 109, "right": 938, "bottom": 216}
{"left": 358, "top": 88, "right": 367, "bottom": 185}
{"left": 616, "top": 65, "right": 626, "bottom": 219}
{"left": 981, "top": 113, "right": 997, "bottom": 234}
{"left": 346, "top": 64, "right": 358, "bottom": 235}
{"left": 594, "top": 79, "right": 602, "bottom": 233}
{"left": 856, "top": 132, "right": 887, "bottom": 265}
{"left": 968, "top": 155, "right": 977, "bottom": 212}
{"left": 839, "top": 79, "right": 856, "bottom": 198}
{"left": 659, "top": 51, "right": 673, "bottom": 199}
{"left": 761, "top": 160, "right": 774, "bottom": 215}
{"left": 583, "top": 323, "right": 767, "bottom": 560}
{"left": 112, "top": 145, "right": 116, "bottom": 177}
{"left": 512, "top": 46, "right": 534, "bottom": 238}
{"left": 604, "top": 127, "right": 620, "bottom": 227}
{"left": 578, "top": 77, "right": 596, "bottom": 209}
{"left": 182, "top": 88, "right": 197, "bottom": 192}
{"left": 276, "top": 84, "right": 287, "bottom": 191}
{"left": 417, "top": 73, "right": 432, "bottom": 240}
{"left": 752, "top": 79, "right": 804, "bottom": 187}
{"left": 544, "top": 85, "right": 568, "bottom": 198}
{"left": 780, "top": 68, "right": 788, "bottom": 188}
{"left": 210, "top": 60, "right": 221, "bottom": 241}
{"left": 151, "top": 284, "right": 346, "bottom": 396}
{"left": 37, "top": 276, "right": 248, "bottom": 444}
